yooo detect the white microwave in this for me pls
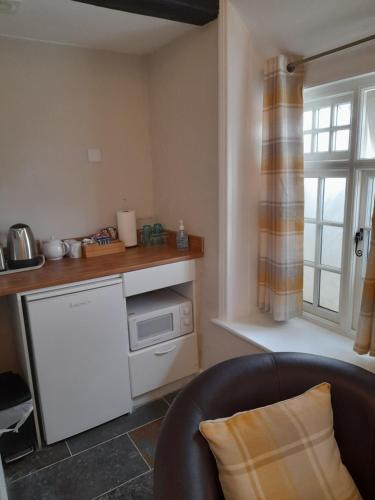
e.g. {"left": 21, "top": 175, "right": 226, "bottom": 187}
{"left": 126, "top": 289, "right": 193, "bottom": 351}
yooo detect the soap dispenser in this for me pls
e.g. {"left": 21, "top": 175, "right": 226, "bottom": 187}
{"left": 176, "top": 220, "right": 189, "bottom": 250}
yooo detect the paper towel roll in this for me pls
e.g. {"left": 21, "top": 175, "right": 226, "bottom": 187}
{"left": 117, "top": 210, "right": 137, "bottom": 247}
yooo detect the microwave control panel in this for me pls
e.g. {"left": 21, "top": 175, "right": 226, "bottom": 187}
{"left": 180, "top": 302, "right": 193, "bottom": 335}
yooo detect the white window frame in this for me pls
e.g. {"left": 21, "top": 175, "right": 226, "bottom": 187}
{"left": 304, "top": 72, "right": 375, "bottom": 338}
{"left": 303, "top": 170, "right": 350, "bottom": 323}
{"left": 352, "top": 170, "right": 375, "bottom": 330}
{"left": 304, "top": 94, "right": 354, "bottom": 161}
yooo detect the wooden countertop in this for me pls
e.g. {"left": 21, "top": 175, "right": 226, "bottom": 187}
{"left": 0, "top": 243, "right": 203, "bottom": 297}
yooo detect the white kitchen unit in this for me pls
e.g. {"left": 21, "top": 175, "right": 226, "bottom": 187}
{"left": 23, "top": 277, "right": 132, "bottom": 445}
{"left": 10, "top": 260, "right": 200, "bottom": 447}
{"left": 123, "top": 261, "right": 199, "bottom": 399}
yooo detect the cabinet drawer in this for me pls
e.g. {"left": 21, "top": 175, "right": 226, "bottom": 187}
{"left": 128, "top": 333, "right": 199, "bottom": 397}
{"left": 123, "top": 261, "right": 195, "bottom": 297}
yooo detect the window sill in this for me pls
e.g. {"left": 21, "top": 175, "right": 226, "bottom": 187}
{"left": 212, "top": 313, "right": 375, "bottom": 374}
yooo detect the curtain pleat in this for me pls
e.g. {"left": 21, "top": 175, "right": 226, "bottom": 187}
{"left": 354, "top": 209, "right": 375, "bottom": 356}
{"left": 258, "top": 55, "right": 304, "bottom": 322}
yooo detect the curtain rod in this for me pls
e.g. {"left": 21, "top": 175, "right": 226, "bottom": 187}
{"left": 286, "top": 33, "right": 375, "bottom": 73}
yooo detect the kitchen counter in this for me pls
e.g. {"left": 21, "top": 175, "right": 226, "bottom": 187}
{"left": 0, "top": 237, "right": 204, "bottom": 297}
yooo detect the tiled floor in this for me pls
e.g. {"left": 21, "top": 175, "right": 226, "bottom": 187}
{"left": 5, "top": 392, "right": 180, "bottom": 500}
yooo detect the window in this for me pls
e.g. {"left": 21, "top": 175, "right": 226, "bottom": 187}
{"left": 303, "top": 74, "right": 375, "bottom": 336}
{"left": 304, "top": 101, "right": 352, "bottom": 157}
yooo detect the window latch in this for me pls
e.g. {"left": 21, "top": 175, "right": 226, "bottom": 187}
{"left": 354, "top": 228, "right": 364, "bottom": 257}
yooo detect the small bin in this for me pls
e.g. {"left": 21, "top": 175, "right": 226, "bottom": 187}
{"left": 0, "top": 372, "right": 35, "bottom": 464}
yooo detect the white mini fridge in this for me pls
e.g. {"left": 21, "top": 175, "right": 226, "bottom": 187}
{"left": 24, "top": 278, "right": 132, "bottom": 444}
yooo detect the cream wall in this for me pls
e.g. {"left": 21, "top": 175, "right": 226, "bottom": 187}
{"left": 0, "top": 37, "right": 154, "bottom": 243}
{"left": 149, "top": 21, "right": 222, "bottom": 369}
{"left": 0, "top": 37, "right": 154, "bottom": 373}
{"left": 149, "top": 17, "right": 263, "bottom": 368}
{"left": 0, "top": 18, "right": 265, "bottom": 375}
{"left": 223, "top": 1, "right": 264, "bottom": 321}
{"left": 305, "top": 41, "right": 375, "bottom": 88}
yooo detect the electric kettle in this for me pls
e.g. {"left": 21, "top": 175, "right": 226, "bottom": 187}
{"left": 7, "top": 223, "right": 39, "bottom": 269}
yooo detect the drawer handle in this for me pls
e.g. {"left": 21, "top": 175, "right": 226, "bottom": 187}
{"left": 154, "top": 346, "right": 177, "bottom": 356}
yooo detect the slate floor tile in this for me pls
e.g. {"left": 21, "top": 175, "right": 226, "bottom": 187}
{"left": 5, "top": 441, "right": 70, "bottom": 483}
{"left": 8, "top": 434, "right": 148, "bottom": 500}
{"left": 164, "top": 390, "right": 180, "bottom": 405}
{"left": 129, "top": 418, "right": 163, "bottom": 467}
{"left": 97, "top": 471, "right": 153, "bottom": 500}
{"left": 67, "top": 399, "right": 168, "bottom": 455}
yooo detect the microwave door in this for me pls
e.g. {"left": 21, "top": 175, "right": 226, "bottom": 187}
{"left": 129, "top": 307, "right": 178, "bottom": 351}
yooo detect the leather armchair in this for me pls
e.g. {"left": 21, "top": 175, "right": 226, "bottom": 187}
{"left": 154, "top": 353, "right": 375, "bottom": 500}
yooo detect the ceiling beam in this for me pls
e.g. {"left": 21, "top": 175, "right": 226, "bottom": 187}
{"left": 73, "top": 0, "right": 219, "bottom": 26}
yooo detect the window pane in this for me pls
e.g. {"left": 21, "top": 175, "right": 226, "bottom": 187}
{"left": 321, "top": 226, "right": 343, "bottom": 268}
{"left": 335, "top": 102, "right": 351, "bottom": 126}
{"left": 304, "top": 111, "right": 313, "bottom": 131}
{"left": 303, "top": 266, "right": 314, "bottom": 304}
{"left": 333, "top": 129, "right": 350, "bottom": 151}
{"left": 323, "top": 178, "right": 346, "bottom": 223}
{"left": 319, "top": 271, "right": 340, "bottom": 312}
{"left": 304, "top": 223, "right": 316, "bottom": 262}
{"left": 304, "top": 178, "right": 318, "bottom": 219}
{"left": 304, "top": 133, "right": 312, "bottom": 153}
{"left": 317, "top": 132, "right": 329, "bottom": 152}
{"left": 317, "top": 107, "right": 331, "bottom": 129}
{"left": 360, "top": 88, "right": 375, "bottom": 159}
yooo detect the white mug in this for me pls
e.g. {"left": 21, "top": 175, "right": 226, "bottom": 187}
{"left": 66, "top": 240, "right": 82, "bottom": 259}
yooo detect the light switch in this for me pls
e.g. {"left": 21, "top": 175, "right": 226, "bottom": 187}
{"left": 87, "top": 148, "right": 102, "bottom": 163}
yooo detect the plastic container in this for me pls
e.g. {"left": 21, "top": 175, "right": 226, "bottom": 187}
{"left": 176, "top": 220, "right": 189, "bottom": 250}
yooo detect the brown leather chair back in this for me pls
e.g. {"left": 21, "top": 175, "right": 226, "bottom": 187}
{"left": 154, "top": 353, "right": 375, "bottom": 500}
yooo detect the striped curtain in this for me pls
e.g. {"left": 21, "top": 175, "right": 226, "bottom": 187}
{"left": 258, "top": 55, "right": 304, "bottom": 322}
{"left": 354, "top": 211, "right": 375, "bottom": 356}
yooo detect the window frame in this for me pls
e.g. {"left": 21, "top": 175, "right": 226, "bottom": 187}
{"left": 303, "top": 169, "right": 351, "bottom": 327}
{"left": 351, "top": 169, "right": 375, "bottom": 331}
{"left": 304, "top": 72, "right": 375, "bottom": 338}
{"left": 359, "top": 85, "right": 375, "bottom": 160}
{"left": 304, "top": 93, "right": 354, "bottom": 161}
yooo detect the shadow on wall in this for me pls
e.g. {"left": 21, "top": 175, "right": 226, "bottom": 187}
{"left": 0, "top": 297, "right": 19, "bottom": 373}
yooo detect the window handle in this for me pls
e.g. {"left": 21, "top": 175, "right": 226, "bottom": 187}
{"left": 355, "top": 228, "right": 364, "bottom": 257}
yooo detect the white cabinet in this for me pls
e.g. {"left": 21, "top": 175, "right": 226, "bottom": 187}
{"left": 123, "top": 261, "right": 195, "bottom": 297}
{"left": 128, "top": 333, "right": 198, "bottom": 397}
{"left": 123, "top": 260, "right": 199, "bottom": 398}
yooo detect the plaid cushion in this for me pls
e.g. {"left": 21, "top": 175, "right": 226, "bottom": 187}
{"left": 199, "top": 383, "right": 361, "bottom": 500}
